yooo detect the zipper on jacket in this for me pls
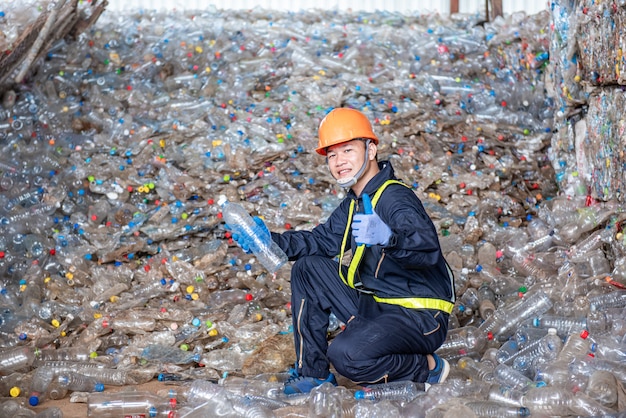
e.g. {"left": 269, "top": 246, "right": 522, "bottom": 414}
{"left": 374, "top": 251, "right": 386, "bottom": 278}
{"left": 296, "top": 298, "right": 305, "bottom": 370}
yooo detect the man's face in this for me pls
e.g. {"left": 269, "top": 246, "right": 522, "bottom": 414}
{"left": 326, "top": 139, "right": 367, "bottom": 182}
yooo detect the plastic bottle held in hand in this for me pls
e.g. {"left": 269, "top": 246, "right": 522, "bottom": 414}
{"left": 221, "top": 201, "right": 288, "bottom": 274}
{"left": 354, "top": 380, "right": 426, "bottom": 402}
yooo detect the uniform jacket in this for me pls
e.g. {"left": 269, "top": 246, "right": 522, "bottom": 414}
{"left": 271, "top": 160, "right": 454, "bottom": 304}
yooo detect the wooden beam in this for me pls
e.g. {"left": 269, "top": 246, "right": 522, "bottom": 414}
{"left": 490, "top": 0, "right": 503, "bottom": 19}
{"left": 450, "top": 0, "right": 459, "bottom": 14}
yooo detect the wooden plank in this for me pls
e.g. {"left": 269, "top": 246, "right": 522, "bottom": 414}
{"left": 450, "top": 0, "right": 459, "bottom": 14}
{"left": 490, "top": 0, "right": 503, "bottom": 19}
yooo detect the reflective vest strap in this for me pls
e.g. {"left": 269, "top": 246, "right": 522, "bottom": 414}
{"left": 341, "top": 180, "right": 406, "bottom": 290}
{"left": 338, "top": 199, "right": 356, "bottom": 288}
{"left": 373, "top": 296, "right": 455, "bottom": 314}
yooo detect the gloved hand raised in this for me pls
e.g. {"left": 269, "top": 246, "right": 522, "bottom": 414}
{"left": 225, "top": 216, "right": 270, "bottom": 253}
{"left": 352, "top": 193, "right": 392, "bottom": 246}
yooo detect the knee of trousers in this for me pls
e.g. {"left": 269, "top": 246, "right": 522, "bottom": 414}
{"left": 290, "top": 256, "right": 328, "bottom": 285}
{"left": 327, "top": 337, "right": 374, "bottom": 381}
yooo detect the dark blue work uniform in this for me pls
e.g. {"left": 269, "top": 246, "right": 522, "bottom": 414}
{"left": 271, "top": 160, "right": 455, "bottom": 384}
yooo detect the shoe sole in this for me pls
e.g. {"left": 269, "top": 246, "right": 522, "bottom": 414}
{"left": 439, "top": 358, "right": 450, "bottom": 383}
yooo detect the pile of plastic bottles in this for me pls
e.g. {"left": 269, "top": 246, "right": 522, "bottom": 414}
{"left": 1, "top": 2, "right": 625, "bottom": 417}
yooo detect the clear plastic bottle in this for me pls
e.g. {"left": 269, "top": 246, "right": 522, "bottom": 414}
{"left": 34, "top": 407, "right": 64, "bottom": 418}
{"left": 520, "top": 386, "right": 574, "bottom": 416}
{"left": 588, "top": 290, "right": 626, "bottom": 311}
{"left": 479, "top": 291, "right": 553, "bottom": 340}
{"left": 140, "top": 344, "right": 201, "bottom": 364}
{"left": 309, "top": 381, "right": 343, "bottom": 417}
{"left": 354, "top": 380, "right": 426, "bottom": 402}
{"left": 0, "top": 399, "right": 35, "bottom": 417}
{"left": 56, "top": 371, "right": 105, "bottom": 393}
{"left": 435, "top": 326, "right": 490, "bottom": 359}
{"left": 509, "top": 328, "right": 563, "bottom": 375}
{"left": 557, "top": 330, "right": 596, "bottom": 364}
{"left": 464, "top": 400, "right": 530, "bottom": 417}
{"left": 178, "top": 379, "right": 228, "bottom": 405}
{"left": 476, "top": 283, "right": 497, "bottom": 319}
{"left": 87, "top": 391, "right": 177, "bottom": 417}
{"left": 493, "top": 363, "right": 538, "bottom": 391}
{"left": 218, "top": 375, "right": 283, "bottom": 398}
{"left": 495, "top": 339, "right": 519, "bottom": 364}
{"left": 0, "top": 372, "right": 32, "bottom": 398}
{"left": 0, "top": 346, "right": 37, "bottom": 374}
{"left": 585, "top": 371, "right": 619, "bottom": 409}
{"left": 532, "top": 315, "right": 587, "bottom": 335}
{"left": 487, "top": 384, "right": 525, "bottom": 407}
{"left": 589, "top": 333, "right": 626, "bottom": 362}
{"left": 457, "top": 356, "right": 495, "bottom": 382}
{"left": 221, "top": 200, "right": 288, "bottom": 274}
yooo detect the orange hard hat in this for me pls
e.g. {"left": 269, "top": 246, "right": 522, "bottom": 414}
{"left": 316, "top": 108, "right": 379, "bottom": 155}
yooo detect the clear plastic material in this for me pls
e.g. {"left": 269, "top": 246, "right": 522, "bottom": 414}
{"left": 478, "top": 291, "right": 553, "bottom": 340}
{"left": 87, "top": 391, "right": 176, "bottom": 417}
{"left": 221, "top": 201, "right": 288, "bottom": 274}
{"left": 436, "top": 326, "right": 490, "bottom": 359}
{"left": 464, "top": 400, "right": 530, "bottom": 417}
{"left": 354, "top": 380, "right": 426, "bottom": 403}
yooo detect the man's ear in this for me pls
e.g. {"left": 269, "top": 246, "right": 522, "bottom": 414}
{"left": 368, "top": 142, "right": 378, "bottom": 161}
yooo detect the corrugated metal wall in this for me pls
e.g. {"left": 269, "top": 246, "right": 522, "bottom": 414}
{"left": 105, "top": 0, "right": 548, "bottom": 16}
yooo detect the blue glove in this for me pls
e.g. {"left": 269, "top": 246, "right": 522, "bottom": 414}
{"left": 352, "top": 211, "right": 392, "bottom": 246}
{"left": 225, "top": 216, "right": 270, "bottom": 253}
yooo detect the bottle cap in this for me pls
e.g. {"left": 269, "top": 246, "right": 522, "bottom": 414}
{"left": 95, "top": 383, "right": 105, "bottom": 392}
{"left": 354, "top": 390, "right": 366, "bottom": 399}
{"left": 9, "top": 386, "right": 20, "bottom": 397}
{"left": 580, "top": 329, "right": 589, "bottom": 339}
{"left": 29, "top": 395, "right": 40, "bottom": 406}
{"left": 547, "top": 328, "right": 557, "bottom": 335}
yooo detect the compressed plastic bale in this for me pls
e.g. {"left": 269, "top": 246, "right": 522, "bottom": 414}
{"left": 582, "top": 87, "right": 626, "bottom": 202}
{"left": 577, "top": 0, "right": 626, "bottom": 86}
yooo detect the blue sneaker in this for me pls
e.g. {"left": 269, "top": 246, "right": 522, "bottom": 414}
{"left": 426, "top": 353, "right": 450, "bottom": 385}
{"left": 284, "top": 372, "right": 337, "bottom": 395}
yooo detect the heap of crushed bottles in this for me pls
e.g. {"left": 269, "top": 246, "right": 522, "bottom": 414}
{"left": 1, "top": 2, "right": 625, "bottom": 417}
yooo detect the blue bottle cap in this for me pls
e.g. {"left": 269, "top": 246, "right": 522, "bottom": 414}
{"left": 354, "top": 390, "right": 366, "bottom": 399}
{"left": 29, "top": 395, "right": 39, "bottom": 406}
{"left": 94, "top": 383, "right": 105, "bottom": 392}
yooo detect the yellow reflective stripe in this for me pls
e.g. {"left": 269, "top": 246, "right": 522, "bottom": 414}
{"left": 347, "top": 244, "right": 365, "bottom": 287}
{"left": 338, "top": 199, "right": 356, "bottom": 288}
{"left": 345, "top": 180, "right": 406, "bottom": 289}
{"left": 373, "top": 296, "right": 455, "bottom": 313}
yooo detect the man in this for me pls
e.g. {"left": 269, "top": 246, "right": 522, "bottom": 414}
{"left": 230, "top": 107, "right": 455, "bottom": 395}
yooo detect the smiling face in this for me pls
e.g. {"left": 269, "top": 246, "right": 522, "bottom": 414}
{"left": 326, "top": 139, "right": 379, "bottom": 195}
